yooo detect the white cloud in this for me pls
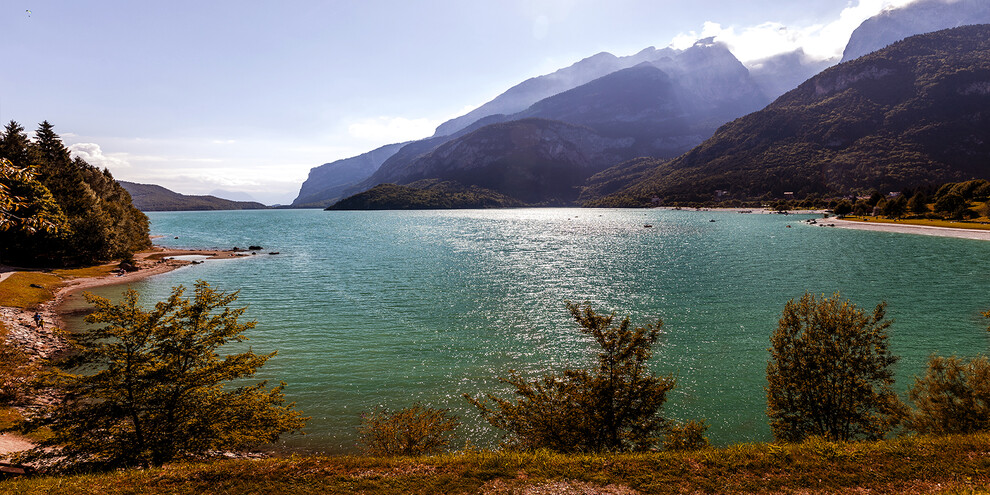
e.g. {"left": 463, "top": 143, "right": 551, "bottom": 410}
{"left": 347, "top": 116, "right": 438, "bottom": 143}
{"left": 670, "top": 0, "right": 921, "bottom": 63}
{"left": 67, "top": 142, "right": 131, "bottom": 170}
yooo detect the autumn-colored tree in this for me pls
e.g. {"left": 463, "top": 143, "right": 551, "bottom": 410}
{"left": 766, "top": 292, "right": 904, "bottom": 442}
{"left": 907, "top": 355, "right": 990, "bottom": 435}
{"left": 9, "top": 281, "right": 307, "bottom": 471}
{"left": 358, "top": 403, "right": 459, "bottom": 456}
{"left": 466, "top": 302, "right": 676, "bottom": 452}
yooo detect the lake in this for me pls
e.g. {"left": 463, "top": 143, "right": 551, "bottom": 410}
{"left": 64, "top": 208, "right": 990, "bottom": 453}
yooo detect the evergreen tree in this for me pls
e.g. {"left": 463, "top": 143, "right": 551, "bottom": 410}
{"left": 1, "top": 120, "right": 150, "bottom": 266}
{"left": 9, "top": 281, "right": 307, "bottom": 471}
{"left": 0, "top": 121, "right": 34, "bottom": 170}
{"left": 466, "top": 302, "right": 676, "bottom": 452}
{"left": 766, "top": 292, "right": 904, "bottom": 442}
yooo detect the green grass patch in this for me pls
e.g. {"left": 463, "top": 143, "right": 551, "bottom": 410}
{"left": 5, "top": 434, "right": 990, "bottom": 493}
{"left": 844, "top": 216, "right": 990, "bottom": 231}
{"left": 52, "top": 265, "right": 116, "bottom": 279}
{"left": 0, "top": 272, "right": 62, "bottom": 309}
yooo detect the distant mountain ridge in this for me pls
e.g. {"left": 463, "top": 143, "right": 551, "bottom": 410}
{"left": 294, "top": 39, "right": 776, "bottom": 207}
{"left": 592, "top": 25, "right": 990, "bottom": 206}
{"left": 327, "top": 40, "right": 771, "bottom": 207}
{"left": 842, "top": 0, "right": 990, "bottom": 63}
{"left": 292, "top": 142, "right": 409, "bottom": 207}
{"left": 120, "top": 181, "right": 269, "bottom": 211}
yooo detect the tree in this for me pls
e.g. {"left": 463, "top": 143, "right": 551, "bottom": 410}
{"left": 907, "top": 192, "right": 928, "bottom": 215}
{"left": 906, "top": 355, "right": 990, "bottom": 435}
{"left": 9, "top": 281, "right": 307, "bottom": 471}
{"left": 882, "top": 195, "right": 907, "bottom": 219}
{"left": 358, "top": 403, "right": 459, "bottom": 456}
{"left": 465, "top": 302, "right": 676, "bottom": 452}
{"left": 833, "top": 200, "right": 853, "bottom": 217}
{"left": 0, "top": 158, "right": 63, "bottom": 234}
{"left": 2, "top": 121, "right": 149, "bottom": 266}
{"left": 766, "top": 292, "right": 904, "bottom": 442}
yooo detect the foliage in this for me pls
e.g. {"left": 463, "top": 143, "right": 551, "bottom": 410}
{"left": 907, "top": 355, "right": 990, "bottom": 435}
{"left": 766, "top": 292, "right": 904, "bottom": 442}
{"left": 0, "top": 330, "right": 37, "bottom": 404}
{"left": 907, "top": 191, "right": 928, "bottom": 214}
{"left": 0, "top": 121, "right": 150, "bottom": 266}
{"left": 832, "top": 200, "right": 853, "bottom": 216}
{"left": 9, "top": 281, "right": 307, "bottom": 471}
{"left": 357, "top": 403, "right": 459, "bottom": 456}
{"left": 328, "top": 180, "right": 524, "bottom": 210}
{"left": 0, "top": 157, "right": 65, "bottom": 235}
{"left": 466, "top": 302, "right": 676, "bottom": 453}
{"left": 8, "top": 433, "right": 990, "bottom": 494}
{"left": 663, "top": 419, "right": 710, "bottom": 451}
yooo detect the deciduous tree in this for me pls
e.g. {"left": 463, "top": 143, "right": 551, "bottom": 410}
{"left": 766, "top": 292, "right": 904, "bottom": 442}
{"left": 466, "top": 302, "right": 676, "bottom": 452}
{"left": 10, "top": 281, "right": 307, "bottom": 471}
{"left": 907, "top": 355, "right": 990, "bottom": 435}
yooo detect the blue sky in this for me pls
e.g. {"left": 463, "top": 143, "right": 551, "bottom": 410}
{"left": 1, "top": 0, "right": 915, "bottom": 204}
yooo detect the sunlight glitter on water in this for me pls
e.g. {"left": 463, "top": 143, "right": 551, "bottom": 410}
{"left": 66, "top": 208, "right": 990, "bottom": 453}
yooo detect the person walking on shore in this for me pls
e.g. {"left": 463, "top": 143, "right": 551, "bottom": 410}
{"left": 33, "top": 312, "right": 43, "bottom": 329}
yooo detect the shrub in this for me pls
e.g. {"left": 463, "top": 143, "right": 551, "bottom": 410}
{"left": 9, "top": 281, "right": 307, "bottom": 471}
{"left": 358, "top": 404, "right": 459, "bottom": 456}
{"left": 466, "top": 302, "right": 676, "bottom": 452}
{"left": 664, "top": 420, "right": 710, "bottom": 451}
{"left": 907, "top": 355, "right": 990, "bottom": 435}
{"left": 766, "top": 292, "right": 904, "bottom": 442}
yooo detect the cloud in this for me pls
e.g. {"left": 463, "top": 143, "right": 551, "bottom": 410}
{"left": 67, "top": 142, "right": 131, "bottom": 170}
{"left": 670, "top": 0, "right": 920, "bottom": 63}
{"left": 347, "top": 116, "right": 438, "bottom": 143}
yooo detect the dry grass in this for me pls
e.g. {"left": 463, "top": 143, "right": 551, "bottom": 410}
{"left": 843, "top": 216, "right": 990, "bottom": 231}
{"left": 0, "top": 272, "right": 63, "bottom": 309}
{"left": 5, "top": 434, "right": 990, "bottom": 494}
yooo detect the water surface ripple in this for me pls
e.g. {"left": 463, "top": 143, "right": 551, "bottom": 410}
{"left": 69, "top": 209, "right": 990, "bottom": 452}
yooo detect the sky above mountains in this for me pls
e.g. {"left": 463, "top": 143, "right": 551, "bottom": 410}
{"left": 2, "top": 0, "right": 917, "bottom": 204}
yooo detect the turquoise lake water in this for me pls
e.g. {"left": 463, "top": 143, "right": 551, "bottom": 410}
{"left": 63, "top": 208, "right": 990, "bottom": 453}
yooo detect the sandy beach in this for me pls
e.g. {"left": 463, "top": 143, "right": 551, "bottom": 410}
{"left": 824, "top": 218, "right": 990, "bottom": 241}
{"left": 0, "top": 246, "right": 248, "bottom": 456}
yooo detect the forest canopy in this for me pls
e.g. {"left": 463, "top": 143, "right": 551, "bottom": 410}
{"left": 0, "top": 120, "right": 149, "bottom": 266}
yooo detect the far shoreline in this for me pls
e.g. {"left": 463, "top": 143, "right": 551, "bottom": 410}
{"left": 824, "top": 217, "right": 990, "bottom": 241}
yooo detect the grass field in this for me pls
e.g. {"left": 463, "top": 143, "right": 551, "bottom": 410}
{"left": 842, "top": 216, "right": 990, "bottom": 231}
{"left": 3, "top": 434, "right": 990, "bottom": 494}
{"left": 0, "top": 265, "right": 116, "bottom": 309}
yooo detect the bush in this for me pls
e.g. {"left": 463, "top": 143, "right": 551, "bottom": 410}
{"left": 907, "top": 355, "right": 990, "bottom": 435}
{"left": 664, "top": 420, "right": 710, "bottom": 451}
{"left": 766, "top": 292, "right": 904, "bottom": 442}
{"left": 9, "top": 281, "right": 307, "bottom": 471}
{"left": 0, "top": 332, "right": 35, "bottom": 404}
{"left": 466, "top": 302, "right": 676, "bottom": 452}
{"left": 358, "top": 403, "right": 459, "bottom": 456}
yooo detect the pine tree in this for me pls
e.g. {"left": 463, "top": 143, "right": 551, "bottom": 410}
{"left": 10, "top": 281, "right": 307, "bottom": 471}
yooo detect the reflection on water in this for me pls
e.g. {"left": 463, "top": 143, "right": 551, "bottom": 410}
{"left": 64, "top": 209, "right": 990, "bottom": 453}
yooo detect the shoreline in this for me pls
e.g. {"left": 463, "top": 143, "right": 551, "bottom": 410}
{"left": 825, "top": 217, "right": 990, "bottom": 241}
{"left": 0, "top": 246, "right": 246, "bottom": 456}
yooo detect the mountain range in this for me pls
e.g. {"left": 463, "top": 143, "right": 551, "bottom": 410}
{"left": 591, "top": 24, "right": 990, "bottom": 206}
{"left": 292, "top": 0, "right": 990, "bottom": 209}
{"left": 120, "top": 181, "right": 269, "bottom": 211}
{"left": 296, "top": 39, "right": 772, "bottom": 207}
